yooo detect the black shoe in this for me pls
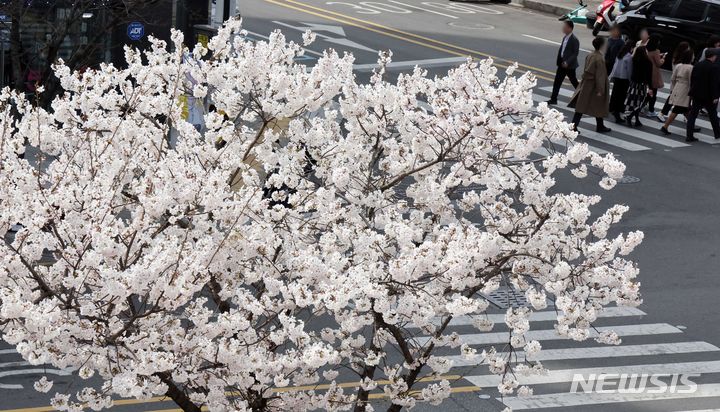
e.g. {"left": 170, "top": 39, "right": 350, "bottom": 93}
{"left": 660, "top": 126, "right": 671, "bottom": 136}
{"left": 633, "top": 119, "right": 643, "bottom": 128}
{"left": 547, "top": 99, "right": 558, "bottom": 105}
{"left": 686, "top": 137, "right": 699, "bottom": 142}
{"left": 596, "top": 126, "right": 612, "bottom": 133}
{"left": 613, "top": 113, "right": 623, "bottom": 123}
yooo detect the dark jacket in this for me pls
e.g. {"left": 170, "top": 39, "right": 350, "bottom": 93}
{"left": 605, "top": 37, "right": 624, "bottom": 73}
{"left": 557, "top": 33, "right": 580, "bottom": 69}
{"left": 689, "top": 59, "right": 720, "bottom": 103}
{"left": 631, "top": 48, "right": 653, "bottom": 85}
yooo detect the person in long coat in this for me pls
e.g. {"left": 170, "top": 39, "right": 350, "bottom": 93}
{"left": 569, "top": 37, "right": 611, "bottom": 133}
{"left": 660, "top": 48, "right": 694, "bottom": 136}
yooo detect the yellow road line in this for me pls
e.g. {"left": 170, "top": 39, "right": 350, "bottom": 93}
{"left": 264, "top": 0, "right": 557, "bottom": 82}
{"left": 145, "top": 386, "right": 482, "bottom": 412}
{"left": 0, "top": 376, "right": 466, "bottom": 412}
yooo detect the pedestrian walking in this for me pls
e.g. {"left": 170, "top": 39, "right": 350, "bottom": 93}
{"left": 699, "top": 35, "right": 720, "bottom": 62}
{"left": 547, "top": 21, "right": 580, "bottom": 105}
{"left": 645, "top": 34, "right": 666, "bottom": 120}
{"left": 686, "top": 49, "right": 720, "bottom": 142}
{"left": 659, "top": 42, "right": 692, "bottom": 119}
{"left": 609, "top": 41, "right": 634, "bottom": 123}
{"left": 660, "top": 48, "right": 694, "bottom": 136}
{"left": 625, "top": 45, "right": 653, "bottom": 128}
{"left": 605, "top": 26, "right": 624, "bottom": 74}
{"left": 569, "top": 37, "right": 611, "bottom": 133}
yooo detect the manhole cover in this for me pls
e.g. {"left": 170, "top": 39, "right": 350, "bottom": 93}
{"left": 618, "top": 175, "right": 640, "bottom": 184}
{"left": 448, "top": 22, "right": 495, "bottom": 30}
{"left": 483, "top": 286, "right": 529, "bottom": 309}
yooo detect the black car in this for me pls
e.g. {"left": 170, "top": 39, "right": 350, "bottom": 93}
{"left": 617, "top": 0, "right": 720, "bottom": 61}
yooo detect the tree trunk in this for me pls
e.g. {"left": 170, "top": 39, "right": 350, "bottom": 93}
{"left": 155, "top": 372, "right": 202, "bottom": 412}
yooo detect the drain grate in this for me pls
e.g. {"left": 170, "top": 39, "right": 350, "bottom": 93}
{"left": 483, "top": 286, "right": 529, "bottom": 309}
{"left": 618, "top": 175, "right": 640, "bottom": 184}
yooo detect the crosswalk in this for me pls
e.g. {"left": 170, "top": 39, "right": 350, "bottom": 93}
{"left": 0, "top": 347, "right": 72, "bottom": 391}
{"left": 425, "top": 304, "right": 720, "bottom": 411}
{"left": 534, "top": 84, "right": 720, "bottom": 154}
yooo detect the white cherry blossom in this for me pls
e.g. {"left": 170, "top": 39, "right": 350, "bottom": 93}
{"left": 0, "top": 19, "right": 642, "bottom": 411}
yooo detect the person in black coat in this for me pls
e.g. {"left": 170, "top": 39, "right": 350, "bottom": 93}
{"left": 605, "top": 26, "right": 624, "bottom": 74}
{"left": 547, "top": 21, "right": 580, "bottom": 105}
{"left": 686, "top": 48, "right": 720, "bottom": 142}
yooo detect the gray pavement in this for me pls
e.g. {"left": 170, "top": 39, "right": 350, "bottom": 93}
{"left": 3, "top": 1, "right": 720, "bottom": 411}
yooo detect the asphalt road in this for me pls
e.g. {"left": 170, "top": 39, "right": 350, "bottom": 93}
{"left": 3, "top": 1, "right": 720, "bottom": 411}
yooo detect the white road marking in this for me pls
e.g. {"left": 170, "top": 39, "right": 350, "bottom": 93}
{"left": 533, "top": 94, "right": 651, "bottom": 151}
{"left": 387, "top": 0, "right": 459, "bottom": 18}
{"left": 0, "top": 368, "right": 73, "bottom": 390}
{"left": 0, "top": 361, "right": 29, "bottom": 368}
{"left": 466, "top": 360, "right": 720, "bottom": 388}
{"left": 503, "top": 383, "right": 720, "bottom": 410}
{"left": 522, "top": 34, "right": 592, "bottom": 53}
{"left": 539, "top": 87, "right": 689, "bottom": 148}
{"left": 359, "top": 1, "right": 412, "bottom": 13}
{"left": 446, "top": 341, "right": 720, "bottom": 366}
{"left": 325, "top": 1, "right": 381, "bottom": 14}
{"left": 245, "top": 30, "right": 324, "bottom": 57}
{"left": 436, "top": 307, "right": 645, "bottom": 327}
{"left": 417, "top": 323, "right": 681, "bottom": 346}
{"left": 353, "top": 56, "right": 469, "bottom": 71}
{"left": 272, "top": 20, "right": 377, "bottom": 53}
{"left": 423, "top": 2, "right": 504, "bottom": 15}
{"left": 0, "top": 349, "right": 19, "bottom": 355}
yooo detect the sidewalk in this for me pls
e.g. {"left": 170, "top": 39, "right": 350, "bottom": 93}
{"left": 511, "top": 0, "right": 601, "bottom": 17}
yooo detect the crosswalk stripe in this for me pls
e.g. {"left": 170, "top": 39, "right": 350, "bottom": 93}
{"left": 663, "top": 122, "right": 720, "bottom": 144}
{"left": 418, "top": 323, "right": 681, "bottom": 347}
{"left": 532, "top": 94, "right": 651, "bottom": 151}
{"left": 0, "top": 349, "right": 18, "bottom": 355}
{"left": 433, "top": 306, "right": 646, "bottom": 328}
{"left": 502, "top": 383, "right": 720, "bottom": 410}
{"left": 466, "top": 360, "right": 720, "bottom": 388}
{"left": 534, "top": 90, "right": 689, "bottom": 148}
{"left": 540, "top": 86, "right": 720, "bottom": 133}
{"left": 0, "top": 361, "right": 29, "bottom": 368}
{"left": 445, "top": 341, "right": 720, "bottom": 366}
{"left": 565, "top": 126, "right": 651, "bottom": 151}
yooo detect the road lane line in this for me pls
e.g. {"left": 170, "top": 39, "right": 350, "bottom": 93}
{"left": 428, "top": 307, "right": 645, "bottom": 328}
{"left": 268, "top": 0, "right": 559, "bottom": 80}
{"left": 352, "top": 56, "right": 469, "bottom": 71}
{"left": 445, "top": 341, "right": 720, "bottom": 367}
{"left": 522, "top": 34, "right": 593, "bottom": 53}
{"left": 466, "top": 360, "right": 720, "bottom": 388}
{"left": 537, "top": 88, "right": 691, "bottom": 148}
{"left": 387, "top": 0, "right": 459, "bottom": 18}
{"left": 531, "top": 95, "right": 651, "bottom": 151}
{"left": 503, "top": 383, "right": 720, "bottom": 410}
{"left": 416, "top": 323, "right": 681, "bottom": 346}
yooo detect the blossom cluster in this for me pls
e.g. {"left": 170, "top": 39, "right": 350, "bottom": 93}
{"left": 0, "top": 19, "right": 641, "bottom": 411}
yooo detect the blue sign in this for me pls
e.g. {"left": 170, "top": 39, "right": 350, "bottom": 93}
{"left": 127, "top": 22, "right": 145, "bottom": 41}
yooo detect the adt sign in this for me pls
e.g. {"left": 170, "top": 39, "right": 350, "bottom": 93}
{"left": 127, "top": 22, "right": 145, "bottom": 41}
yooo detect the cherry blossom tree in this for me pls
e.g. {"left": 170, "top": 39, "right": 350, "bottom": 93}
{"left": 0, "top": 19, "right": 642, "bottom": 412}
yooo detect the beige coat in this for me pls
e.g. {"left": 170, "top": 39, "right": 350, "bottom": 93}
{"left": 668, "top": 63, "right": 693, "bottom": 108}
{"left": 569, "top": 51, "right": 609, "bottom": 118}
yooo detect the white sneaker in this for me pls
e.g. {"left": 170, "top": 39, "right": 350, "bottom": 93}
{"left": 656, "top": 113, "right": 666, "bottom": 122}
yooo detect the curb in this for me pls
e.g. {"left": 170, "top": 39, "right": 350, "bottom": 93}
{"left": 511, "top": 0, "right": 575, "bottom": 16}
